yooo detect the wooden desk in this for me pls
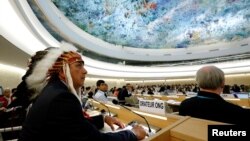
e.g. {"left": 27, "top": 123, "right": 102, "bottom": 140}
{"left": 145, "top": 116, "right": 189, "bottom": 141}
{"left": 92, "top": 100, "right": 229, "bottom": 141}
{"left": 91, "top": 100, "right": 183, "bottom": 128}
{"left": 170, "top": 118, "right": 225, "bottom": 141}
{"left": 225, "top": 98, "right": 250, "bottom": 107}
{"left": 146, "top": 117, "right": 227, "bottom": 141}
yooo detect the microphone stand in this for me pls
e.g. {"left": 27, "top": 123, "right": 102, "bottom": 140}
{"left": 91, "top": 98, "right": 111, "bottom": 116}
{"left": 112, "top": 100, "right": 151, "bottom": 133}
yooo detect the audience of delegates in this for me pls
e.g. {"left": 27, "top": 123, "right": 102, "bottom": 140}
{"left": 69, "top": 82, "right": 250, "bottom": 99}
{"left": 19, "top": 43, "right": 146, "bottom": 141}
{"left": 0, "top": 88, "right": 12, "bottom": 120}
{"left": 0, "top": 50, "right": 50, "bottom": 138}
{"left": 179, "top": 66, "right": 250, "bottom": 125}
{"left": 0, "top": 88, "right": 18, "bottom": 139}
{"left": 232, "top": 84, "right": 241, "bottom": 92}
{"left": 116, "top": 83, "right": 249, "bottom": 96}
{"left": 7, "top": 50, "right": 49, "bottom": 110}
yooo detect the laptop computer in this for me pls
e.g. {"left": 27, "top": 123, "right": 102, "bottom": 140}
{"left": 233, "top": 92, "right": 249, "bottom": 99}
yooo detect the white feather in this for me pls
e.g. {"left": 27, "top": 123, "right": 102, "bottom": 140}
{"left": 26, "top": 48, "right": 63, "bottom": 98}
{"left": 65, "top": 63, "right": 82, "bottom": 105}
{"left": 60, "top": 41, "right": 78, "bottom": 52}
{"left": 25, "top": 41, "right": 80, "bottom": 99}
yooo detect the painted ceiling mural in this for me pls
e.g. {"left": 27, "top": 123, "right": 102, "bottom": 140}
{"left": 52, "top": 0, "right": 250, "bottom": 49}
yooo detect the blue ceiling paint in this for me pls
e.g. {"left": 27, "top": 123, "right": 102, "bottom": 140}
{"left": 52, "top": 0, "right": 250, "bottom": 49}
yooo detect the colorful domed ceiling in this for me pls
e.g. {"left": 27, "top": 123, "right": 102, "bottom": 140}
{"left": 52, "top": 0, "right": 250, "bottom": 49}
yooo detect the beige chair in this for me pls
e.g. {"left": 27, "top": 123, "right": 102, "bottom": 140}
{"left": 0, "top": 126, "right": 22, "bottom": 141}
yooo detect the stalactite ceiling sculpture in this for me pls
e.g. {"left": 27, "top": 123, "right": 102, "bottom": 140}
{"left": 52, "top": 0, "right": 250, "bottom": 49}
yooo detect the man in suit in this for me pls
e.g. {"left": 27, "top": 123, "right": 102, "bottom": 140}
{"left": 179, "top": 66, "right": 250, "bottom": 125}
{"left": 118, "top": 83, "right": 133, "bottom": 104}
{"left": 19, "top": 42, "right": 146, "bottom": 141}
{"left": 93, "top": 80, "right": 109, "bottom": 102}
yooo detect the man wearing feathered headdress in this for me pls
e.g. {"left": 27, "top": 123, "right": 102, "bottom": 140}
{"left": 18, "top": 42, "right": 146, "bottom": 141}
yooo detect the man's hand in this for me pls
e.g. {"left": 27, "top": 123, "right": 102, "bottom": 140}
{"left": 104, "top": 116, "right": 125, "bottom": 131}
{"left": 131, "top": 125, "right": 147, "bottom": 140}
{"left": 0, "top": 107, "right": 6, "bottom": 112}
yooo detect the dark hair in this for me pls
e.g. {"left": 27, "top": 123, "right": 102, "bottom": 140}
{"left": 86, "top": 86, "right": 91, "bottom": 91}
{"left": 11, "top": 88, "right": 17, "bottom": 93}
{"left": 8, "top": 50, "right": 49, "bottom": 109}
{"left": 21, "top": 51, "right": 48, "bottom": 80}
{"left": 223, "top": 85, "right": 231, "bottom": 94}
{"left": 96, "top": 80, "right": 105, "bottom": 87}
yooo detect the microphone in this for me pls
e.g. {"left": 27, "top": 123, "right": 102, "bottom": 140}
{"left": 112, "top": 99, "right": 152, "bottom": 133}
{"left": 90, "top": 98, "right": 111, "bottom": 116}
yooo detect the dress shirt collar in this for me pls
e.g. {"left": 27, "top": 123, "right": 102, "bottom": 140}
{"left": 197, "top": 91, "right": 224, "bottom": 100}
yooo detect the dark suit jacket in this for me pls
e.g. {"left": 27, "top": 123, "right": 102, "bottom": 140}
{"left": 7, "top": 81, "right": 28, "bottom": 108}
{"left": 179, "top": 91, "right": 250, "bottom": 125}
{"left": 19, "top": 77, "right": 137, "bottom": 141}
{"left": 118, "top": 88, "right": 131, "bottom": 101}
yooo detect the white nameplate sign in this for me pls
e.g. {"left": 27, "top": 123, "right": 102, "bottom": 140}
{"left": 139, "top": 100, "right": 166, "bottom": 115}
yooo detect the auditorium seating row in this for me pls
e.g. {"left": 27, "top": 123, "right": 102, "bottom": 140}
{"left": 134, "top": 94, "right": 250, "bottom": 108}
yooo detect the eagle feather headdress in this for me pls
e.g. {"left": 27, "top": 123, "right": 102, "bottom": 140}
{"left": 26, "top": 41, "right": 83, "bottom": 104}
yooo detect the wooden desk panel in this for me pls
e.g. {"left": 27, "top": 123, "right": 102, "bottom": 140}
{"left": 170, "top": 118, "right": 226, "bottom": 141}
{"left": 225, "top": 99, "right": 250, "bottom": 107}
{"left": 135, "top": 94, "right": 250, "bottom": 108}
{"left": 145, "top": 116, "right": 189, "bottom": 141}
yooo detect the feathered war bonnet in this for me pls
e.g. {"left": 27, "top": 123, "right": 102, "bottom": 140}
{"left": 25, "top": 41, "right": 84, "bottom": 104}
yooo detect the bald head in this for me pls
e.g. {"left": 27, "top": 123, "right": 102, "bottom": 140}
{"left": 196, "top": 66, "right": 225, "bottom": 90}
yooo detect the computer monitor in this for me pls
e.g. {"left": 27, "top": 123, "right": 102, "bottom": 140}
{"left": 0, "top": 86, "right": 3, "bottom": 96}
{"left": 233, "top": 92, "right": 249, "bottom": 99}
